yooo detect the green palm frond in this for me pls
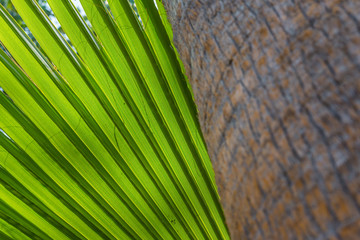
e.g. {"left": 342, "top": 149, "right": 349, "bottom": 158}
{"left": 0, "top": 0, "right": 230, "bottom": 239}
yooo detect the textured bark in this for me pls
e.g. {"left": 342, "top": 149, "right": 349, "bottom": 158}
{"left": 162, "top": 0, "right": 360, "bottom": 239}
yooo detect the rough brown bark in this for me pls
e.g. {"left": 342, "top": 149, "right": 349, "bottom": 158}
{"left": 162, "top": 0, "right": 360, "bottom": 239}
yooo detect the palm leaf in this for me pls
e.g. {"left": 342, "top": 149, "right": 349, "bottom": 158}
{"left": 0, "top": 0, "right": 229, "bottom": 239}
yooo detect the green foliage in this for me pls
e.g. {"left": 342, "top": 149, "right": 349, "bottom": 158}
{"left": 0, "top": 0, "right": 230, "bottom": 239}
{"left": 0, "top": 0, "right": 26, "bottom": 28}
{"left": 0, "top": 0, "right": 54, "bottom": 46}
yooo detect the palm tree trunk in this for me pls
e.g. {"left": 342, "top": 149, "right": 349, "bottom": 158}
{"left": 162, "top": 0, "right": 360, "bottom": 239}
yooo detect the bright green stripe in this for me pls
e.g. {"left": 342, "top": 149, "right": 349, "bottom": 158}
{"left": 0, "top": 143, "right": 106, "bottom": 240}
{"left": 73, "top": 1, "right": 199, "bottom": 238}
{"left": 60, "top": 2, "right": 193, "bottom": 237}
{"left": 39, "top": 2, "right": 177, "bottom": 238}
{"left": 0, "top": 218, "right": 32, "bottom": 240}
{"left": 0, "top": 216, "right": 33, "bottom": 240}
{"left": 106, "top": 1, "right": 217, "bottom": 238}
{"left": 0, "top": 125, "right": 116, "bottom": 240}
{"left": 0, "top": 4, "right": 174, "bottom": 238}
{"left": 137, "top": 1, "right": 229, "bottom": 238}
{"left": 0, "top": 230, "right": 15, "bottom": 240}
{"left": 0, "top": 200, "right": 52, "bottom": 240}
{"left": 155, "top": 0, "right": 174, "bottom": 42}
{"left": 0, "top": 0, "right": 122, "bottom": 158}
{"left": 1, "top": 32, "right": 169, "bottom": 238}
{"left": 0, "top": 29, "right": 174, "bottom": 240}
{"left": 136, "top": 0, "right": 217, "bottom": 187}
{"left": 0, "top": 4, "right": 160, "bottom": 239}
{"left": 0, "top": 94, "right": 129, "bottom": 240}
{"left": 0, "top": 183, "right": 70, "bottom": 239}
{"left": 21, "top": 1, "right": 201, "bottom": 238}
{"left": 84, "top": 2, "right": 211, "bottom": 238}
{"left": 0, "top": 0, "right": 230, "bottom": 239}
{"left": 2, "top": 52, "right": 159, "bottom": 240}
{"left": 82, "top": 1, "right": 224, "bottom": 238}
{"left": 0, "top": 211, "right": 41, "bottom": 240}
{"left": 135, "top": 1, "right": 229, "bottom": 239}
{"left": 0, "top": 167, "right": 85, "bottom": 240}
{"left": 0, "top": 86, "right": 140, "bottom": 239}
{"left": 0, "top": 39, "right": 158, "bottom": 240}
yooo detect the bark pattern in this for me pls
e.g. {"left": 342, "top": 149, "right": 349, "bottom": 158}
{"left": 163, "top": 0, "right": 360, "bottom": 239}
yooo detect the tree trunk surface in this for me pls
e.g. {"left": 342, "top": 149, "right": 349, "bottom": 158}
{"left": 162, "top": 0, "right": 360, "bottom": 239}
